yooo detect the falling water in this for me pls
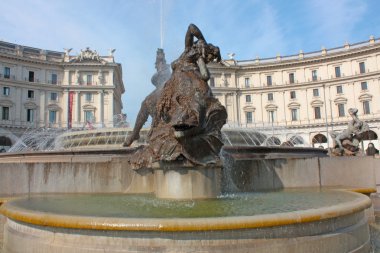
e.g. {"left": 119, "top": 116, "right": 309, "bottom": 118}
{"left": 8, "top": 128, "right": 68, "bottom": 152}
{"left": 160, "top": 0, "right": 164, "bottom": 48}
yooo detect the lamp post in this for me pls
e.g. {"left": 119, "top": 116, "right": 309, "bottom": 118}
{"left": 322, "top": 84, "right": 329, "bottom": 146}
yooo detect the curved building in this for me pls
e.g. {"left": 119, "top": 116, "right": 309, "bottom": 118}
{"left": 209, "top": 36, "right": 380, "bottom": 149}
{"left": 0, "top": 41, "right": 125, "bottom": 149}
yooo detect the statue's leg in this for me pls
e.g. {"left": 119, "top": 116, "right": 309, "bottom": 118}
{"left": 335, "top": 138, "right": 341, "bottom": 149}
{"left": 123, "top": 100, "right": 150, "bottom": 147}
{"left": 335, "top": 137, "right": 344, "bottom": 151}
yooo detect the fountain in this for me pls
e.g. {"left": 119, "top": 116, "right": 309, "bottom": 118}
{"left": 0, "top": 24, "right": 375, "bottom": 253}
{"left": 330, "top": 108, "right": 370, "bottom": 156}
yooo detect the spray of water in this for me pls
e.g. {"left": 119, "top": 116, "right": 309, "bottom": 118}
{"left": 160, "top": 0, "right": 164, "bottom": 49}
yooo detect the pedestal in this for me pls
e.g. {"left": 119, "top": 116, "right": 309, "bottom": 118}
{"left": 154, "top": 165, "right": 221, "bottom": 199}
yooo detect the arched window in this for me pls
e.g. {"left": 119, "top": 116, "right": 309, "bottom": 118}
{"left": 312, "top": 134, "right": 327, "bottom": 144}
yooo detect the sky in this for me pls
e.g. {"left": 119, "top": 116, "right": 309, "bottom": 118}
{"left": 1, "top": 0, "right": 380, "bottom": 126}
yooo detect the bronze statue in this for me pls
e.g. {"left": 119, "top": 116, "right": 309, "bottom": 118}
{"left": 330, "top": 108, "right": 369, "bottom": 156}
{"left": 123, "top": 48, "right": 171, "bottom": 147}
{"left": 128, "top": 24, "right": 227, "bottom": 169}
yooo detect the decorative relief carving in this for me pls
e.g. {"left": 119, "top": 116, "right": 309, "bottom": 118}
{"left": 72, "top": 47, "right": 104, "bottom": 63}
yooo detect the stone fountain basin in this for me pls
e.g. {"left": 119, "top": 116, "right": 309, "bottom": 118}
{"left": 0, "top": 189, "right": 372, "bottom": 253}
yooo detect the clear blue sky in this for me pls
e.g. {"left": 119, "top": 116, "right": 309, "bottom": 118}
{"left": 1, "top": 0, "right": 380, "bottom": 125}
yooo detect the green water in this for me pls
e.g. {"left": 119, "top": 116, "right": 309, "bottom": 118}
{"left": 12, "top": 189, "right": 358, "bottom": 218}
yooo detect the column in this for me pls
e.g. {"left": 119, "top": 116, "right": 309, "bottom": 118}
{"left": 260, "top": 93, "right": 264, "bottom": 126}
{"left": 73, "top": 91, "right": 81, "bottom": 127}
{"left": 231, "top": 92, "right": 237, "bottom": 124}
{"left": 109, "top": 70, "right": 114, "bottom": 85}
{"left": 40, "top": 69, "right": 46, "bottom": 84}
{"left": 62, "top": 89, "right": 69, "bottom": 128}
{"left": 108, "top": 91, "right": 114, "bottom": 127}
{"left": 76, "top": 91, "right": 81, "bottom": 127}
{"left": 235, "top": 91, "right": 240, "bottom": 126}
{"left": 64, "top": 70, "right": 70, "bottom": 85}
{"left": 16, "top": 65, "right": 23, "bottom": 81}
{"left": 14, "top": 87, "right": 22, "bottom": 125}
{"left": 75, "top": 70, "right": 80, "bottom": 85}
{"left": 322, "top": 84, "right": 330, "bottom": 146}
{"left": 99, "top": 90, "right": 104, "bottom": 127}
{"left": 282, "top": 91, "right": 287, "bottom": 126}
{"left": 305, "top": 89, "right": 310, "bottom": 124}
{"left": 39, "top": 90, "right": 46, "bottom": 127}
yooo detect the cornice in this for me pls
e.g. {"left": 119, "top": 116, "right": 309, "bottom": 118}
{"left": 208, "top": 43, "right": 380, "bottom": 73}
{"left": 247, "top": 45, "right": 380, "bottom": 71}
{"left": 0, "top": 52, "right": 64, "bottom": 67}
{"left": 0, "top": 52, "right": 120, "bottom": 70}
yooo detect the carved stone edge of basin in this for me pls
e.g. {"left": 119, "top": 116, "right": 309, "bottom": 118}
{"left": 0, "top": 190, "right": 371, "bottom": 232}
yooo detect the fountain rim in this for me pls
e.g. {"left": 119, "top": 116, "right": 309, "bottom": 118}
{"left": 0, "top": 190, "right": 371, "bottom": 232}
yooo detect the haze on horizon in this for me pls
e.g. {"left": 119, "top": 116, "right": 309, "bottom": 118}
{"left": 1, "top": 0, "right": 379, "bottom": 126}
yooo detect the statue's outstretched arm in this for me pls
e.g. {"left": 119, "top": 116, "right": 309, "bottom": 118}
{"left": 123, "top": 100, "right": 150, "bottom": 147}
{"left": 185, "top": 24, "right": 206, "bottom": 49}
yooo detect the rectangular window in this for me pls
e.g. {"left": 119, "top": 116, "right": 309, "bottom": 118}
{"left": 86, "top": 74, "right": 92, "bottom": 85}
{"left": 313, "top": 88, "right": 319, "bottom": 97}
{"left": 290, "top": 91, "right": 296, "bottom": 99}
{"left": 267, "top": 75, "right": 272, "bottom": 86}
{"left": 49, "top": 111, "right": 57, "bottom": 123}
{"left": 50, "top": 92, "right": 58, "bottom": 101}
{"left": 314, "top": 107, "right": 321, "bottom": 119}
{"left": 245, "top": 95, "right": 251, "bottom": 103}
{"left": 267, "top": 93, "right": 273, "bottom": 101}
{"left": 268, "top": 111, "right": 275, "bottom": 123}
{"left": 312, "top": 70, "right": 318, "bottom": 81}
{"left": 289, "top": 73, "right": 295, "bottom": 84}
{"left": 3, "top": 87, "right": 10, "bottom": 96}
{"left": 335, "top": 66, "right": 341, "bottom": 78}
{"left": 209, "top": 77, "right": 215, "bottom": 87}
{"left": 28, "top": 71, "right": 34, "bottom": 82}
{"left": 361, "top": 82, "right": 367, "bottom": 90}
{"left": 363, "top": 101, "right": 370, "bottom": 115}
{"left": 27, "top": 90, "right": 34, "bottom": 99}
{"left": 291, "top": 109, "right": 298, "bottom": 121}
{"left": 85, "top": 93, "right": 92, "bottom": 102}
{"left": 84, "top": 111, "right": 94, "bottom": 122}
{"left": 2, "top": 107, "right": 9, "bottom": 120}
{"left": 246, "top": 112, "right": 253, "bottom": 123}
{"left": 27, "top": 109, "right": 34, "bottom": 122}
{"left": 51, "top": 74, "right": 57, "bottom": 85}
{"left": 359, "top": 62, "right": 366, "bottom": 74}
{"left": 336, "top": 85, "right": 343, "bottom": 94}
{"left": 4, "top": 67, "right": 10, "bottom": 79}
{"left": 244, "top": 77, "right": 250, "bottom": 87}
{"left": 338, "top": 104, "right": 345, "bottom": 117}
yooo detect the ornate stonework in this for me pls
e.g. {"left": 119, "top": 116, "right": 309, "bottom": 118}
{"left": 72, "top": 47, "right": 103, "bottom": 63}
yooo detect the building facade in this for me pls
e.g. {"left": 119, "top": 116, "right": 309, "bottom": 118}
{"left": 209, "top": 36, "right": 380, "bottom": 149}
{"left": 0, "top": 41, "right": 125, "bottom": 147}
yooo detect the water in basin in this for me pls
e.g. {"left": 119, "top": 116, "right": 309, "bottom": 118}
{"left": 12, "top": 189, "right": 359, "bottom": 219}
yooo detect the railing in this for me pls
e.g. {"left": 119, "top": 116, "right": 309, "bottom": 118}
{"left": 47, "top": 80, "right": 62, "bottom": 85}
{"left": 25, "top": 77, "right": 40, "bottom": 83}
{"left": 75, "top": 81, "right": 102, "bottom": 86}
{"left": 237, "top": 37, "right": 380, "bottom": 66}
{"left": 0, "top": 74, "right": 16, "bottom": 80}
{"left": 0, "top": 73, "right": 64, "bottom": 85}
